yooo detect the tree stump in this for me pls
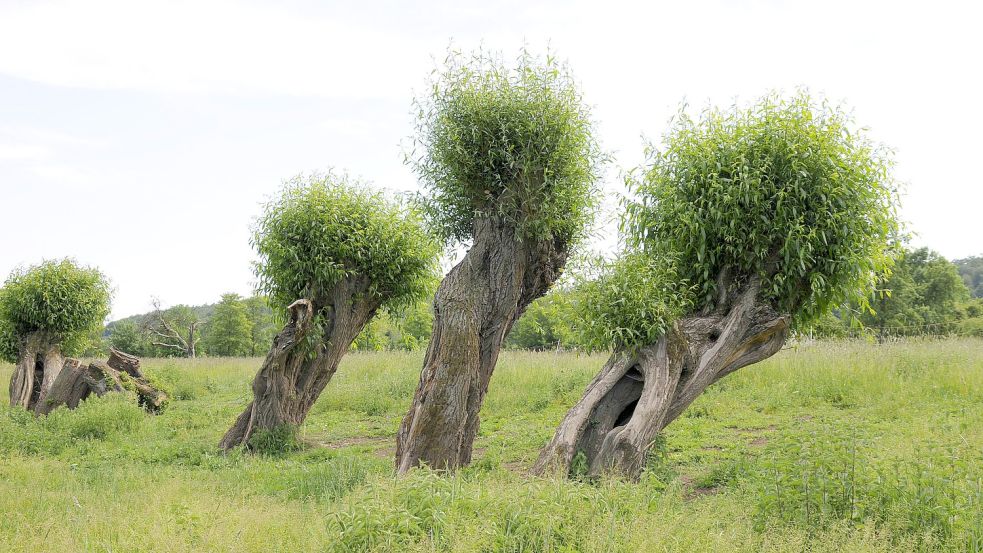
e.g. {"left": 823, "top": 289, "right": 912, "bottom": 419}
{"left": 107, "top": 348, "right": 143, "bottom": 378}
{"left": 34, "top": 351, "right": 168, "bottom": 416}
{"left": 8, "top": 331, "right": 63, "bottom": 410}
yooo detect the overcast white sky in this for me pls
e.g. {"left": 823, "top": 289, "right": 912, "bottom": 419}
{"left": 1, "top": 0, "right": 980, "bottom": 320}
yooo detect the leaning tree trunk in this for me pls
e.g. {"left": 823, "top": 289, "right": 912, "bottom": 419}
{"left": 533, "top": 278, "right": 790, "bottom": 480}
{"left": 219, "top": 279, "right": 379, "bottom": 451}
{"left": 395, "top": 217, "right": 568, "bottom": 473}
{"left": 8, "top": 331, "right": 63, "bottom": 411}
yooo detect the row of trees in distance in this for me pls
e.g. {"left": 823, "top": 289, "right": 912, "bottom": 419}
{"left": 103, "top": 293, "right": 436, "bottom": 358}
{"left": 97, "top": 247, "right": 981, "bottom": 359}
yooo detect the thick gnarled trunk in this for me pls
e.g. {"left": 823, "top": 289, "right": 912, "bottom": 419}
{"left": 8, "top": 331, "right": 63, "bottom": 411}
{"left": 396, "top": 217, "right": 567, "bottom": 473}
{"left": 220, "top": 281, "right": 378, "bottom": 451}
{"left": 534, "top": 280, "right": 790, "bottom": 479}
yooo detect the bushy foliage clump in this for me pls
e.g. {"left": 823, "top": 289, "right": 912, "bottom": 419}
{"left": 411, "top": 49, "right": 604, "bottom": 245}
{"left": 252, "top": 173, "right": 441, "bottom": 316}
{"left": 858, "top": 247, "right": 969, "bottom": 335}
{"left": 0, "top": 319, "right": 17, "bottom": 364}
{"left": 579, "top": 93, "right": 902, "bottom": 351}
{"left": 247, "top": 424, "right": 303, "bottom": 456}
{"left": 0, "top": 259, "right": 112, "bottom": 361}
{"left": 574, "top": 254, "right": 692, "bottom": 352}
{"left": 628, "top": 92, "right": 901, "bottom": 327}
{"left": 506, "top": 288, "right": 578, "bottom": 350}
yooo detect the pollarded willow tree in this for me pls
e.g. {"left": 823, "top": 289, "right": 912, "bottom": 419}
{"left": 2, "top": 259, "right": 112, "bottom": 412}
{"left": 534, "top": 93, "right": 902, "bottom": 479}
{"left": 219, "top": 173, "right": 440, "bottom": 451}
{"left": 395, "top": 50, "right": 604, "bottom": 473}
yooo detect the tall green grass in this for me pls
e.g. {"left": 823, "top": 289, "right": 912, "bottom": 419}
{"left": 0, "top": 340, "right": 980, "bottom": 551}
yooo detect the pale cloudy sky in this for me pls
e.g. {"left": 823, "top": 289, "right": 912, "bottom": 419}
{"left": 0, "top": 0, "right": 979, "bottom": 320}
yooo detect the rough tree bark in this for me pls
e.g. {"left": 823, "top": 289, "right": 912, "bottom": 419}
{"left": 34, "top": 350, "right": 168, "bottom": 416}
{"left": 106, "top": 348, "right": 169, "bottom": 412}
{"left": 219, "top": 279, "right": 380, "bottom": 451}
{"left": 533, "top": 278, "right": 791, "bottom": 480}
{"left": 395, "top": 217, "right": 568, "bottom": 473}
{"left": 8, "top": 331, "right": 63, "bottom": 410}
{"left": 35, "top": 359, "right": 121, "bottom": 415}
{"left": 107, "top": 347, "right": 142, "bottom": 377}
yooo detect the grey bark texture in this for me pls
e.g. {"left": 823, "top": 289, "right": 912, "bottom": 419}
{"left": 533, "top": 278, "right": 790, "bottom": 480}
{"left": 395, "top": 217, "right": 568, "bottom": 473}
{"left": 108, "top": 348, "right": 143, "bottom": 378}
{"left": 34, "top": 351, "right": 167, "bottom": 416}
{"left": 219, "top": 280, "right": 380, "bottom": 451}
{"left": 8, "top": 331, "right": 63, "bottom": 411}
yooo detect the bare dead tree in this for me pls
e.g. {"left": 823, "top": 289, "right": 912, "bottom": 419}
{"left": 144, "top": 298, "right": 202, "bottom": 358}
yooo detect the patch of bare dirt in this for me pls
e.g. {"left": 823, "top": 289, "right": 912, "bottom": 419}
{"left": 313, "top": 436, "right": 391, "bottom": 449}
{"left": 679, "top": 475, "right": 720, "bottom": 500}
{"left": 501, "top": 460, "right": 527, "bottom": 473}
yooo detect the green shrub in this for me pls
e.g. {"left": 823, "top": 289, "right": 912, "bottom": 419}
{"left": 958, "top": 317, "right": 983, "bottom": 337}
{"left": 247, "top": 424, "right": 303, "bottom": 455}
{"left": 54, "top": 394, "right": 145, "bottom": 440}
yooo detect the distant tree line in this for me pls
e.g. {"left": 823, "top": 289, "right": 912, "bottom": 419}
{"left": 509, "top": 246, "right": 983, "bottom": 348}
{"left": 94, "top": 246, "right": 980, "bottom": 359}
{"left": 103, "top": 292, "right": 438, "bottom": 358}
{"left": 955, "top": 255, "right": 983, "bottom": 299}
{"left": 105, "top": 294, "right": 275, "bottom": 358}
{"left": 811, "top": 247, "right": 982, "bottom": 339}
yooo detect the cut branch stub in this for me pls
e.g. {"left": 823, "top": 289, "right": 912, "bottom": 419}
{"left": 534, "top": 279, "right": 790, "bottom": 480}
{"left": 108, "top": 348, "right": 143, "bottom": 378}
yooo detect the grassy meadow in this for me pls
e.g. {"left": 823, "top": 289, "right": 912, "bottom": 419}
{"left": 1, "top": 340, "right": 982, "bottom": 552}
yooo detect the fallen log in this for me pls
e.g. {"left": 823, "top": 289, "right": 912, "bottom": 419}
{"left": 34, "top": 351, "right": 168, "bottom": 416}
{"left": 107, "top": 348, "right": 143, "bottom": 378}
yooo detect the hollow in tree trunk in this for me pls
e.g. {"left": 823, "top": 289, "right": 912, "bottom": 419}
{"left": 533, "top": 278, "right": 790, "bottom": 480}
{"left": 8, "top": 331, "right": 64, "bottom": 411}
{"left": 219, "top": 280, "right": 379, "bottom": 451}
{"left": 395, "top": 217, "right": 568, "bottom": 473}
